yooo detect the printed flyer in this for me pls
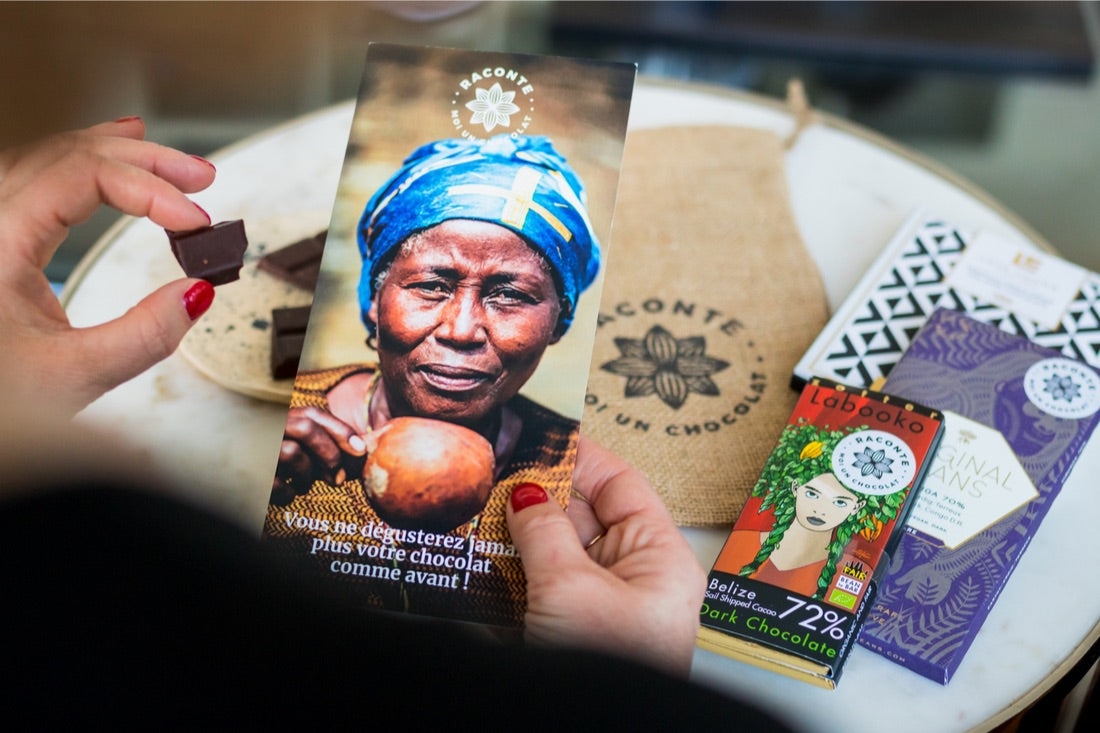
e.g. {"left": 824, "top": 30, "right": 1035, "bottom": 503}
{"left": 261, "top": 44, "right": 635, "bottom": 626}
{"left": 697, "top": 378, "right": 944, "bottom": 687}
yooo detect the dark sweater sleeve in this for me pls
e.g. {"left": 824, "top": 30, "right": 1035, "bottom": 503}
{"left": 1, "top": 482, "right": 796, "bottom": 731}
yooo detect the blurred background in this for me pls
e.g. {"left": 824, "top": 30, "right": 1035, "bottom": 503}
{"left": 1, "top": 2, "right": 1096, "bottom": 729}
{"left": 1, "top": 1, "right": 1097, "bottom": 286}
{"left": 1, "top": 0, "right": 1096, "bottom": 285}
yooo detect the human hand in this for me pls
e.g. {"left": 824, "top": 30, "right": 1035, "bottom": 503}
{"left": 506, "top": 436, "right": 706, "bottom": 677}
{"left": 0, "top": 117, "right": 217, "bottom": 418}
{"left": 273, "top": 406, "right": 370, "bottom": 504}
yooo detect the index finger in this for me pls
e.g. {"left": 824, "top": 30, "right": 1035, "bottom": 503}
{"left": 85, "top": 133, "right": 216, "bottom": 195}
{"left": 83, "top": 116, "right": 148, "bottom": 141}
{"left": 0, "top": 149, "right": 211, "bottom": 268}
{"left": 2, "top": 120, "right": 214, "bottom": 196}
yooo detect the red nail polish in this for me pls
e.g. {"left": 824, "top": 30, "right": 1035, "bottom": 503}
{"left": 511, "top": 482, "right": 548, "bottom": 513}
{"left": 193, "top": 202, "right": 211, "bottom": 225}
{"left": 114, "top": 115, "right": 142, "bottom": 124}
{"left": 190, "top": 155, "right": 216, "bottom": 173}
{"left": 183, "top": 281, "right": 215, "bottom": 320}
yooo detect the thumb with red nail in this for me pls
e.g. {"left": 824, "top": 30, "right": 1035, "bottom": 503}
{"left": 506, "top": 436, "right": 706, "bottom": 677}
{"left": 0, "top": 117, "right": 218, "bottom": 418}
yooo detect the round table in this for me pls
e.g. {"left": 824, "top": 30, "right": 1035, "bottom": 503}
{"left": 62, "top": 78, "right": 1098, "bottom": 733}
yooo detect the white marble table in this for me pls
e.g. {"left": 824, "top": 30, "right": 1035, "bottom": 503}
{"left": 62, "top": 78, "right": 1098, "bottom": 733}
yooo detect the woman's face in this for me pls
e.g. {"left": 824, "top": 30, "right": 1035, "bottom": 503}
{"left": 369, "top": 219, "right": 563, "bottom": 427}
{"left": 793, "top": 473, "right": 864, "bottom": 533}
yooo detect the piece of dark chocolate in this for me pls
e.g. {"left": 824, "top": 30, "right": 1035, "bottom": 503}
{"left": 270, "top": 305, "right": 311, "bottom": 379}
{"left": 257, "top": 230, "right": 326, "bottom": 291}
{"left": 166, "top": 220, "right": 249, "bottom": 285}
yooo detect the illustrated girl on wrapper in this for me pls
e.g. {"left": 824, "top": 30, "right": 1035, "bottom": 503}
{"left": 714, "top": 422, "right": 906, "bottom": 601}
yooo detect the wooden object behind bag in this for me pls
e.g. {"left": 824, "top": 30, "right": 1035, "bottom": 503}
{"left": 581, "top": 126, "right": 828, "bottom": 526}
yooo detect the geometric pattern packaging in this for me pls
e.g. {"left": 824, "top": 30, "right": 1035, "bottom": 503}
{"left": 792, "top": 211, "right": 1100, "bottom": 389}
{"left": 858, "top": 308, "right": 1100, "bottom": 683}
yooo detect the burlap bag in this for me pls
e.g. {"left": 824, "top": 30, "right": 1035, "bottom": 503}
{"left": 581, "top": 125, "right": 828, "bottom": 526}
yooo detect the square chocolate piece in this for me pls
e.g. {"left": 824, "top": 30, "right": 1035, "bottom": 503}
{"left": 270, "top": 305, "right": 311, "bottom": 379}
{"left": 257, "top": 231, "right": 326, "bottom": 291}
{"left": 166, "top": 220, "right": 249, "bottom": 285}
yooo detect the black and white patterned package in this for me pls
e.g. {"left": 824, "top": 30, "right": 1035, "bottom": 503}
{"left": 792, "top": 211, "right": 1100, "bottom": 389}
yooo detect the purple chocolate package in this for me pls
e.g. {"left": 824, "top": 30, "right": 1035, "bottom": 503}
{"left": 857, "top": 308, "right": 1100, "bottom": 683}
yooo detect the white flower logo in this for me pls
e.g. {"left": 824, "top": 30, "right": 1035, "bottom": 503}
{"left": 465, "top": 82, "right": 521, "bottom": 132}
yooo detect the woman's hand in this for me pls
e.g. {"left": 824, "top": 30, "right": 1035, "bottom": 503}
{"left": 506, "top": 436, "right": 706, "bottom": 677}
{"left": 0, "top": 118, "right": 218, "bottom": 418}
{"left": 273, "top": 406, "right": 370, "bottom": 504}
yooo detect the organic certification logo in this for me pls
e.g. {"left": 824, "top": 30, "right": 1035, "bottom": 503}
{"left": 1023, "top": 357, "right": 1100, "bottom": 420}
{"left": 452, "top": 66, "right": 535, "bottom": 139}
{"left": 832, "top": 430, "right": 916, "bottom": 496}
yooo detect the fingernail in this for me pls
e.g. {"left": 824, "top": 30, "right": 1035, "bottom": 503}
{"left": 511, "top": 482, "right": 548, "bottom": 513}
{"left": 114, "top": 115, "right": 142, "bottom": 124}
{"left": 183, "top": 281, "right": 215, "bottom": 320}
{"left": 349, "top": 435, "right": 366, "bottom": 454}
{"left": 193, "top": 202, "right": 211, "bottom": 225}
{"left": 190, "top": 155, "right": 216, "bottom": 173}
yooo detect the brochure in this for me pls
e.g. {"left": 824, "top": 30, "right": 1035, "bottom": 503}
{"left": 261, "top": 43, "right": 635, "bottom": 627}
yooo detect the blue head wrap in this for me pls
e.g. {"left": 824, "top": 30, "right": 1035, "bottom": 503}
{"left": 357, "top": 135, "right": 600, "bottom": 335}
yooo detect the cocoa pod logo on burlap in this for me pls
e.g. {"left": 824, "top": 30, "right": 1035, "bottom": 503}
{"left": 600, "top": 325, "right": 730, "bottom": 410}
{"left": 580, "top": 126, "right": 829, "bottom": 527}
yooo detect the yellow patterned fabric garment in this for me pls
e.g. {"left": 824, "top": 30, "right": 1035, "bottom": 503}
{"left": 263, "top": 364, "right": 579, "bottom": 627}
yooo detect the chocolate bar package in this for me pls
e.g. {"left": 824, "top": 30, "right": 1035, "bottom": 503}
{"left": 858, "top": 308, "right": 1100, "bottom": 683}
{"left": 792, "top": 210, "right": 1100, "bottom": 389}
{"left": 698, "top": 378, "right": 944, "bottom": 688}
